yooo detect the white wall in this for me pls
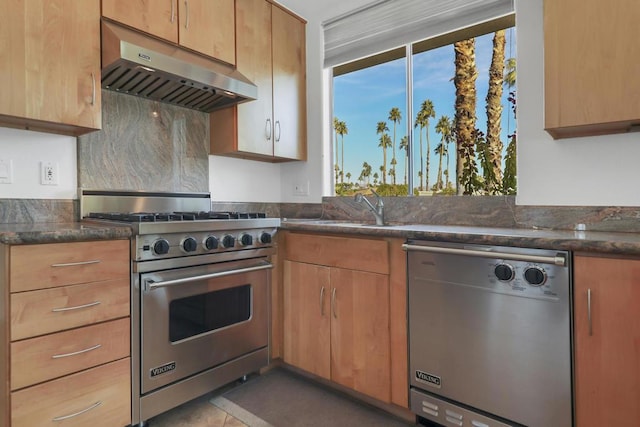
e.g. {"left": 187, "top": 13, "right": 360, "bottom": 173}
{"left": 515, "top": 0, "right": 640, "bottom": 206}
{"left": 0, "top": 127, "right": 77, "bottom": 199}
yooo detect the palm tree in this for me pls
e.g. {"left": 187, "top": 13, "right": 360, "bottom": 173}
{"left": 453, "top": 37, "right": 479, "bottom": 195}
{"left": 333, "top": 117, "right": 340, "bottom": 183}
{"left": 435, "top": 115, "right": 453, "bottom": 191}
{"left": 376, "top": 121, "right": 390, "bottom": 184}
{"left": 345, "top": 172, "right": 351, "bottom": 183}
{"left": 389, "top": 157, "right": 397, "bottom": 187}
{"left": 334, "top": 120, "right": 348, "bottom": 184}
{"left": 414, "top": 111, "right": 425, "bottom": 190}
{"left": 399, "top": 136, "right": 408, "bottom": 185}
{"left": 503, "top": 55, "right": 517, "bottom": 195}
{"left": 378, "top": 134, "right": 392, "bottom": 185}
{"left": 372, "top": 172, "right": 379, "bottom": 186}
{"left": 388, "top": 107, "right": 402, "bottom": 185}
{"left": 361, "top": 161, "right": 372, "bottom": 186}
{"left": 485, "top": 30, "right": 506, "bottom": 195}
{"left": 419, "top": 100, "right": 436, "bottom": 192}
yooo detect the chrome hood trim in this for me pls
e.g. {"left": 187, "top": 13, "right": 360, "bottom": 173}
{"left": 101, "top": 21, "right": 257, "bottom": 112}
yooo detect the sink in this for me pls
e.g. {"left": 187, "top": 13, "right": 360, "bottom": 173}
{"left": 282, "top": 219, "right": 393, "bottom": 227}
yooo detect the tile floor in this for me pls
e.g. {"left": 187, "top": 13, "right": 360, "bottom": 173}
{"left": 147, "top": 393, "right": 248, "bottom": 427}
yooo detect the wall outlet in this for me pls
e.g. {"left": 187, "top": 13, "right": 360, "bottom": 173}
{"left": 0, "top": 159, "right": 13, "bottom": 184}
{"left": 293, "top": 180, "right": 310, "bottom": 196}
{"left": 40, "top": 161, "right": 59, "bottom": 185}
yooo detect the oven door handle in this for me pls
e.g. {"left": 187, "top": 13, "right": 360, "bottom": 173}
{"left": 144, "top": 262, "right": 273, "bottom": 290}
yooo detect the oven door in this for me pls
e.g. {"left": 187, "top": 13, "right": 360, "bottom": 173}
{"left": 140, "top": 258, "right": 271, "bottom": 394}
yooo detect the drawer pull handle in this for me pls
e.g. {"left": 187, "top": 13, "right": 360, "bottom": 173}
{"left": 52, "top": 344, "right": 102, "bottom": 359}
{"left": 52, "top": 401, "right": 102, "bottom": 422}
{"left": 52, "top": 301, "right": 101, "bottom": 312}
{"left": 320, "top": 286, "right": 325, "bottom": 316}
{"left": 51, "top": 259, "right": 101, "bottom": 267}
{"left": 587, "top": 288, "right": 593, "bottom": 336}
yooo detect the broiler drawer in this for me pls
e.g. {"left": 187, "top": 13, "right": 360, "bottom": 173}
{"left": 11, "top": 278, "right": 130, "bottom": 340}
{"left": 11, "top": 358, "right": 131, "bottom": 427}
{"left": 11, "top": 317, "right": 130, "bottom": 390}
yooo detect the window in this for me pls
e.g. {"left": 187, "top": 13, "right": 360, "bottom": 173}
{"left": 327, "top": 1, "right": 516, "bottom": 196}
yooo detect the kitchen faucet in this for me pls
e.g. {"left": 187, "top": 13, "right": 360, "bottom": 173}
{"left": 354, "top": 190, "right": 385, "bottom": 225}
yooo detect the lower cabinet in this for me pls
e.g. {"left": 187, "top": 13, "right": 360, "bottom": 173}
{"left": 573, "top": 254, "right": 640, "bottom": 427}
{"left": 1, "top": 240, "right": 131, "bottom": 427}
{"left": 282, "top": 232, "right": 404, "bottom": 405}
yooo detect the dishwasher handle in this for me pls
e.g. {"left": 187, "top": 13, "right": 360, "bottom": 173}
{"left": 402, "top": 243, "right": 567, "bottom": 266}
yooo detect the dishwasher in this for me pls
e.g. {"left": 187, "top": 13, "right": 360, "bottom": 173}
{"left": 404, "top": 240, "right": 573, "bottom": 427}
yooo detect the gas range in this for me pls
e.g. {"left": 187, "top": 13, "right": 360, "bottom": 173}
{"left": 80, "top": 190, "right": 279, "bottom": 265}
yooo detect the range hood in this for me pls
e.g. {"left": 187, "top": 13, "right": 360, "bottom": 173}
{"left": 101, "top": 21, "right": 257, "bottom": 112}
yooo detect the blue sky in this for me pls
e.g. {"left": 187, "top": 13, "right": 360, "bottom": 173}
{"left": 333, "top": 28, "right": 516, "bottom": 189}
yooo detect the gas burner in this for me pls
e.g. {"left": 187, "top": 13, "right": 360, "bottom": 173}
{"left": 87, "top": 211, "right": 268, "bottom": 223}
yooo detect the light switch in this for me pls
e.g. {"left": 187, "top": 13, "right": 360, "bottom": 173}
{"left": 0, "top": 159, "right": 13, "bottom": 184}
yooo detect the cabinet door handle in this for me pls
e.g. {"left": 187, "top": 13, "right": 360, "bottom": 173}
{"left": 184, "top": 0, "right": 189, "bottom": 29}
{"left": 170, "top": 0, "right": 175, "bottom": 23}
{"left": 52, "top": 301, "right": 101, "bottom": 312}
{"left": 51, "top": 259, "right": 101, "bottom": 267}
{"left": 52, "top": 344, "right": 102, "bottom": 359}
{"left": 587, "top": 288, "right": 592, "bottom": 336}
{"left": 331, "top": 287, "right": 337, "bottom": 318}
{"left": 90, "top": 72, "right": 96, "bottom": 106}
{"left": 275, "top": 120, "right": 281, "bottom": 142}
{"left": 52, "top": 401, "right": 102, "bottom": 422}
{"left": 266, "top": 118, "right": 272, "bottom": 141}
{"left": 320, "top": 286, "right": 325, "bottom": 316}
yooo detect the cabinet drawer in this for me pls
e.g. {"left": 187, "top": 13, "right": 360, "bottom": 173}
{"left": 284, "top": 233, "right": 389, "bottom": 274}
{"left": 11, "top": 358, "right": 131, "bottom": 427}
{"left": 11, "top": 278, "right": 130, "bottom": 340}
{"left": 11, "top": 318, "right": 130, "bottom": 390}
{"left": 10, "top": 240, "right": 129, "bottom": 292}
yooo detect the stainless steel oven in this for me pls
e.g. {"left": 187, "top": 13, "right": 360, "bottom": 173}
{"left": 80, "top": 190, "right": 279, "bottom": 426}
{"left": 139, "top": 259, "right": 270, "bottom": 395}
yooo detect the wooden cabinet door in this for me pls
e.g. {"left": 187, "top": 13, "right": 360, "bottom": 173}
{"left": 178, "top": 0, "right": 235, "bottom": 65}
{"left": 330, "top": 268, "right": 390, "bottom": 403}
{"left": 235, "top": 0, "right": 274, "bottom": 157}
{"left": 1, "top": 0, "right": 101, "bottom": 133}
{"left": 101, "top": 0, "right": 178, "bottom": 43}
{"left": 544, "top": 0, "right": 640, "bottom": 138}
{"left": 283, "top": 261, "right": 331, "bottom": 380}
{"left": 573, "top": 254, "right": 640, "bottom": 427}
{"left": 271, "top": 6, "right": 307, "bottom": 160}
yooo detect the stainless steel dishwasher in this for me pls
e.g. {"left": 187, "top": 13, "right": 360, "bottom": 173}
{"left": 405, "top": 240, "right": 573, "bottom": 427}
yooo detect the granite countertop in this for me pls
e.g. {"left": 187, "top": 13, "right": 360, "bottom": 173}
{"left": 280, "top": 219, "right": 640, "bottom": 256}
{"left": 0, "top": 222, "right": 132, "bottom": 245}
{"left": 3, "top": 219, "right": 640, "bottom": 256}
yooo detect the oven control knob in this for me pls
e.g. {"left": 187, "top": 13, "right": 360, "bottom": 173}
{"left": 260, "top": 232, "right": 272, "bottom": 244}
{"left": 494, "top": 263, "right": 514, "bottom": 281}
{"left": 524, "top": 266, "right": 546, "bottom": 286}
{"left": 182, "top": 237, "right": 198, "bottom": 252}
{"left": 222, "top": 234, "right": 235, "bottom": 248}
{"left": 153, "top": 239, "right": 170, "bottom": 255}
{"left": 204, "top": 236, "right": 219, "bottom": 250}
{"left": 239, "top": 233, "right": 253, "bottom": 246}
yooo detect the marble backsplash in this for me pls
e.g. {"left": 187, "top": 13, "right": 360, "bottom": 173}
{"left": 77, "top": 90, "right": 209, "bottom": 192}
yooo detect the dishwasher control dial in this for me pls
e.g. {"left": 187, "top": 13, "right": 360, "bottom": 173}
{"left": 494, "top": 263, "right": 515, "bottom": 281}
{"left": 524, "top": 266, "right": 546, "bottom": 286}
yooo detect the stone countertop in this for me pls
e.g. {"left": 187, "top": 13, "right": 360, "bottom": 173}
{"left": 280, "top": 219, "right": 640, "bottom": 256}
{"left": 0, "top": 222, "right": 132, "bottom": 245}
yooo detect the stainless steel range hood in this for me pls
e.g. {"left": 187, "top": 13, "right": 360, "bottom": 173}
{"left": 101, "top": 21, "right": 257, "bottom": 112}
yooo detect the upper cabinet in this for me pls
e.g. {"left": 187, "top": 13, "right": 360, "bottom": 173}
{"left": 210, "top": 0, "right": 307, "bottom": 162}
{"left": 0, "top": 0, "right": 101, "bottom": 136}
{"left": 544, "top": 0, "right": 640, "bottom": 139}
{"left": 102, "top": 0, "right": 235, "bottom": 65}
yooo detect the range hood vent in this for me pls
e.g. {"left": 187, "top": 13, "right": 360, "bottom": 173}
{"left": 101, "top": 21, "right": 257, "bottom": 112}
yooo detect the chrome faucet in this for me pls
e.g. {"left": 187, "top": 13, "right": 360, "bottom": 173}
{"left": 354, "top": 190, "right": 385, "bottom": 225}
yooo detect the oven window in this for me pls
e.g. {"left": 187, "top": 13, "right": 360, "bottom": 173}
{"left": 169, "top": 284, "right": 252, "bottom": 342}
